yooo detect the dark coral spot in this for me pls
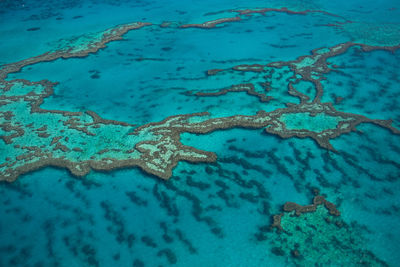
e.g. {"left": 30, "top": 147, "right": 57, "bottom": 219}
{"left": 271, "top": 247, "right": 285, "bottom": 256}
{"left": 157, "top": 249, "right": 177, "bottom": 264}
{"left": 27, "top": 27, "right": 40, "bottom": 31}
{"left": 133, "top": 259, "right": 144, "bottom": 267}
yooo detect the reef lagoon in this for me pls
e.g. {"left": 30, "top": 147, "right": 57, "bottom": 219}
{"left": 1, "top": 0, "right": 400, "bottom": 266}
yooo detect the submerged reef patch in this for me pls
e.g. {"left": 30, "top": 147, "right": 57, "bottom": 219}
{"left": 327, "top": 21, "right": 400, "bottom": 48}
{"left": 270, "top": 193, "right": 388, "bottom": 266}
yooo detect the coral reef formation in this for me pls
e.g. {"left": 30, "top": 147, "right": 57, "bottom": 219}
{"left": 270, "top": 193, "right": 388, "bottom": 266}
{"left": 1, "top": 8, "right": 399, "bottom": 182}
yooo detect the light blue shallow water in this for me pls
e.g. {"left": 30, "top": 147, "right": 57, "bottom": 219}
{"left": 1, "top": 0, "right": 400, "bottom": 266}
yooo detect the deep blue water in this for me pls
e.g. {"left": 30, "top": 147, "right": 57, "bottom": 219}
{"left": 1, "top": 0, "right": 400, "bottom": 266}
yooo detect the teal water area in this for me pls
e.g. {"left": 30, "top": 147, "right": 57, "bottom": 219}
{"left": 1, "top": 0, "right": 400, "bottom": 266}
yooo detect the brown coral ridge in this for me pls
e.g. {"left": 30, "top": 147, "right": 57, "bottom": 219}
{"left": 206, "top": 69, "right": 225, "bottom": 76}
{"left": 178, "top": 6, "right": 344, "bottom": 30}
{"left": 268, "top": 42, "right": 400, "bottom": 103}
{"left": 2, "top": 110, "right": 267, "bottom": 182}
{"left": 206, "top": 63, "right": 266, "bottom": 77}
{"left": 188, "top": 83, "right": 272, "bottom": 102}
{"left": 232, "top": 64, "right": 265, "bottom": 72}
{"left": 233, "top": 7, "right": 345, "bottom": 20}
{"left": 271, "top": 194, "right": 340, "bottom": 231}
{"left": 283, "top": 195, "right": 340, "bottom": 216}
{"left": 202, "top": 42, "right": 400, "bottom": 106}
{"left": 196, "top": 42, "right": 400, "bottom": 123}
{"left": 2, "top": 77, "right": 398, "bottom": 181}
{"left": 0, "top": 22, "right": 151, "bottom": 81}
{"left": 185, "top": 43, "right": 400, "bottom": 152}
{"left": 0, "top": 81, "right": 145, "bottom": 182}
{"left": 180, "top": 17, "right": 241, "bottom": 29}
{"left": 178, "top": 5, "right": 350, "bottom": 32}
{"left": 1, "top": 79, "right": 134, "bottom": 141}
{"left": 265, "top": 103, "right": 400, "bottom": 151}
{"left": 129, "top": 96, "right": 398, "bottom": 179}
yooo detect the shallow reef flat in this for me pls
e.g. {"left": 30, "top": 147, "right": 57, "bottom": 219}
{"left": 1, "top": 0, "right": 400, "bottom": 266}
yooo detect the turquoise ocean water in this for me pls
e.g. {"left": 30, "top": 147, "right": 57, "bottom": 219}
{"left": 1, "top": 0, "right": 400, "bottom": 266}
